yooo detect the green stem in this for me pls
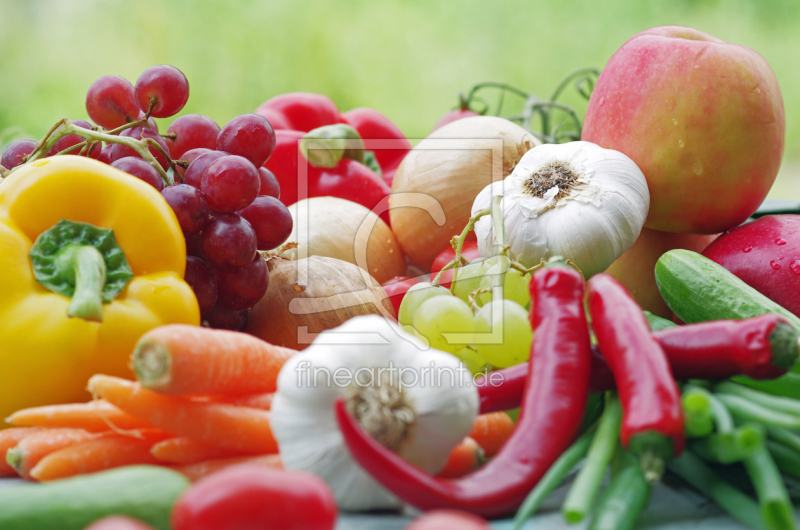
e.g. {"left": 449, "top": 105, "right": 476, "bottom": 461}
{"left": 629, "top": 430, "right": 674, "bottom": 483}
{"left": 667, "top": 451, "right": 768, "bottom": 530}
{"left": 300, "top": 124, "right": 365, "bottom": 168}
{"left": 682, "top": 387, "right": 714, "bottom": 438}
{"left": 743, "top": 447, "right": 796, "bottom": 530}
{"left": 488, "top": 194, "right": 507, "bottom": 302}
{"left": 431, "top": 207, "right": 491, "bottom": 289}
{"left": 588, "top": 461, "right": 650, "bottom": 530}
{"left": 689, "top": 424, "right": 765, "bottom": 464}
{"left": 55, "top": 245, "right": 107, "bottom": 322}
{"left": 767, "top": 427, "right": 800, "bottom": 454}
{"left": 513, "top": 426, "right": 595, "bottom": 529}
{"left": 715, "top": 381, "right": 800, "bottom": 417}
{"left": 734, "top": 373, "right": 800, "bottom": 401}
{"left": 767, "top": 440, "right": 800, "bottom": 480}
{"left": 717, "top": 394, "right": 800, "bottom": 431}
{"left": 562, "top": 394, "right": 622, "bottom": 523}
{"left": 685, "top": 384, "right": 735, "bottom": 433}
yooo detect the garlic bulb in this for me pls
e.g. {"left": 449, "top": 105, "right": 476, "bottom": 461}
{"left": 271, "top": 315, "right": 479, "bottom": 511}
{"left": 472, "top": 141, "right": 649, "bottom": 277}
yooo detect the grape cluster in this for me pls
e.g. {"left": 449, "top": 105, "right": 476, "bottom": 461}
{"left": 2, "top": 64, "right": 294, "bottom": 331}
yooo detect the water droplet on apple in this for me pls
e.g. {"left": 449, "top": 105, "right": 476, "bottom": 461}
{"left": 694, "top": 64, "right": 701, "bottom": 70}
{"left": 678, "top": 139, "right": 685, "bottom": 148}
{"left": 770, "top": 260, "right": 782, "bottom": 271}
{"left": 791, "top": 260, "right": 800, "bottom": 274}
{"left": 776, "top": 238, "right": 787, "bottom": 246}
{"left": 666, "top": 97, "right": 675, "bottom": 111}
{"left": 599, "top": 97, "right": 605, "bottom": 106}
{"left": 743, "top": 247, "right": 752, "bottom": 253}
{"left": 755, "top": 87, "right": 762, "bottom": 95}
{"left": 692, "top": 161, "right": 703, "bottom": 175}
{"left": 672, "top": 118, "right": 678, "bottom": 126}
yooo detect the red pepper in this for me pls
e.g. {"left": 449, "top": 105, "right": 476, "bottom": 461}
{"left": 587, "top": 273, "right": 684, "bottom": 480}
{"left": 171, "top": 464, "right": 337, "bottom": 530}
{"left": 334, "top": 262, "right": 592, "bottom": 517}
{"left": 477, "top": 314, "right": 797, "bottom": 413}
{"left": 255, "top": 92, "right": 340, "bottom": 132}
{"left": 341, "top": 107, "right": 411, "bottom": 187}
{"left": 429, "top": 240, "right": 481, "bottom": 290}
{"left": 381, "top": 276, "right": 421, "bottom": 316}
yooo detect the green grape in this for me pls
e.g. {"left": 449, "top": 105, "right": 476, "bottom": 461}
{"left": 473, "top": 299, "right": 532, "bottom": 368}
{"left": 451, "top": 258, "right": 494, "bottom": 303}
{"left": 477, "top": 256, "right": 531, "bottom": 308}
{"left": 398, "top": 282, "right": 451, "bottom": 326}
{"left": 452, "top": 347, "right": 489, "bottom": 376}
{"left": 412, "top": 295, "right": 475, "bottom": 354}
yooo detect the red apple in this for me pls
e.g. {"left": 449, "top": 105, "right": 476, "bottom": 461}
{"left": 583, "top": 26, "right": 784, "bottom": 234}
{"left": 605, "top": 227, "right": 717, "bottom": 318}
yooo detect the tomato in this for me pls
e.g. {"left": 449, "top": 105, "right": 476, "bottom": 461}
{"left": 83, "top": 516, "right": 156, "bottom": 530}
{"left": 255, "top": 93, "right": 340, "bottom": 133}
{"left": 429, "top": 240, "right": 481, "bottom": 289}
{"left": 432, "top": 109, "right": 481, "bottom": 132}
{"left": 404, "top": 510, "right": 491, "bottom": 530}
{"left": 171, "top": 465, "right": 337, "bottom": 530}
{"left": 382, "top": 276, "right": 421, "bottom": 316}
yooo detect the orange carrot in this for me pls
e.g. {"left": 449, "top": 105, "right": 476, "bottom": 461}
{"left": 0, "top": 428, "right": 41, "bottom": 475}
{"left": 29, "top": 430, "right": 170, "bottom": 481}
{"left": 469, "top": 411, "right": 515, "bottom": 457}
{"left": 6, "top": 428, "right": 99, "bottom": 479}
{"left": 6, "top": 400, "right": 153, "bottom": 432}
{"left": 214, "top": 392, "right": 273, "bottom": 410}
{"left": 173, "top": 454, "right": 282, "bottom": 482}
{"left": 151, "top": 437, "right": 249, "bottom": 465}
{"left": 88, "top": 375, "right": 278, "bottom": 455}
{"left": 436, "top": 437, "right": 484, "bottom": 478}
{"left": 131, "top": 324, "right": 295, "bottom": 395}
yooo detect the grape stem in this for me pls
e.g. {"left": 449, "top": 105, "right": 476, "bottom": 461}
{"left": 430, "top": 206, "right": 492, "bottom": 289}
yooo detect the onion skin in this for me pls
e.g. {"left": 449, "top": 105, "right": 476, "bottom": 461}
{"left": 285, "top": 197, "right": 405, "bottom": 284}
{"left": 389, "top": 116, "right": 538, "bottom": 270}
{"left": 245, "top": 256, "right": 394, "bottom": 350}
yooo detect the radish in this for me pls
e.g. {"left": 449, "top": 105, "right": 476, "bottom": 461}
{"left": 702, "top": 215, "right": 800, "bottom": 317}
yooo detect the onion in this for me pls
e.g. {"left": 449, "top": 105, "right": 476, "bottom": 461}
{"left": 389, "top": 116, "right": 538, "bottom": 270}
{"left": 245, "top": 256, "right": 394, "bottom": 350}
{"left": 283, "top": 196, "right": 405, "bottom": 285}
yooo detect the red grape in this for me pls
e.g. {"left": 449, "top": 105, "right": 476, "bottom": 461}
{"left": 109, "top": 126, "right": 171, "bottom": 170}
{"left": 111, "top": 157, "right": 163, "bottom": 191}
{"left": 201, "top": 155, "right": 260, "bottom": 213}
{"left": 200, "top": 214, "right": 257, "bottom": 272}
{"left": 237, "top": 196, "right": 293, "bottom": 250}
{"left": 185, "top": 232, "right": 204, "bottom": 258}
{"left": 135, "top": 65, "right": 190, "bottom": 118}
{"left": 258, "top": 167, "right": 280, "bottom": 199}
{"left": 165, "top": 114, "right": 220, "bottom": 160}
{"left": 1, "top": 139, "right": 37, "bottom": 169}
{"left": 46, "top": 120, "right": 101, "bottom": 159}
{"left": 176, "top": 147, "right": 212, "bottom": 178}
{"left": 97, "top": 145, "right": 114, "bottom": 165}
{"left": 161, "top": 184, "right": 210, "bottom": 236}
{"left": 183, "top": 151, "right": 227, "bottom": 188}
{"left": 214, "top": 254, "right": 268, "bottom": 310}
{"left": 184, "top": 256, "right": 217, "bottom": 316}
{"left": 216, "top": 114, "right": 276, "bottom": 167}
{"left": 85, "top": 75, "right": 140, "bottom": 129}
{"left": 204, "top": 304, "right": 248, "bottom": 331}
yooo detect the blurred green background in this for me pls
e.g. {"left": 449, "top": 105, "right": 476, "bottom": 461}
{"left": 0, "top": 0, "right": 798, "bottom": 196}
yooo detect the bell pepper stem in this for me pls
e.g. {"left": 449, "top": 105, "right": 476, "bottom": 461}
{"left": 55, "top": 245, "right": 107, "bottom": 323}
{"left": 300, "top": 124, "right": 365, "bottom": 168}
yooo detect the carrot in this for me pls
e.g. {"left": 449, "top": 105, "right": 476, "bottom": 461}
{"left": 469, "top": 411, "right": 515, "bottom": 457}
{"left": 6, "top": 400, "right": 153, "bottom": 432}
{"left": 28, "top": 430, "right": 171, "bottom": 481}
{"left": 131, "top": 324, "right": 295, "bottom": 395}
{"left": 6, "top": 428, "right": 99, "bottom": 479}
{"left": 0, "top": 428, "right": 41, "bottom": 475}
{"left": 151, "top": 437, "right": 249, "bottom": 465}
{"left": 436, "top": 437, "right": 484, "bottom": 478}
{"left": 173, "top": 454, "right": 283, "bottom": 482}
{"left": 214, "top": 392, "right": 274, "bottom": 410}
{"left": 88, "top": 375, "right": 278, "bottom": 455}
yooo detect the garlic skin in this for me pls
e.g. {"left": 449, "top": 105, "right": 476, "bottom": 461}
{"left": 472, "top": 141, "right": 649, "bottom": 277}
{"left": 271, "top": 315, "right": 479, "bottom": 511}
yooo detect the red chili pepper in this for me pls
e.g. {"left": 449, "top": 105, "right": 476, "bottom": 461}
{"left": 334, "top": 262, "right": 592, "bottom": 517}
{"left": 587, "top": 273, "right": 684, "bottom": 480}
{"left": 341, "top": 107, "right": 411, "bottom": 187}
{"left": 429, "top": 240, "right": 481, "bottom": 290}
{"left": 171, "top": 464, "right": 337, "bottom": 530}
{"left": 255, "top": 92, "right": 340, "bottom": 132}
{"left": 381, "top": 276, "right": 421, "bottom": 316}
{"left": 477, "top": 314, "right": 796, "bottom": 413}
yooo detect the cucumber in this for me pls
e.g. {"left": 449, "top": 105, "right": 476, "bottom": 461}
{"left": 655, "top": 249, "right": 800, "bottom": 330}
{"left": 0, "top": 465, "right": 190, "bottom": 530}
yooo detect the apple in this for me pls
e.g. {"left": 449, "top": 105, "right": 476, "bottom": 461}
{"left": 583, "top": 26, "right": 785, "bottom": 234}
{"left": 605, "top": 227, "right": 717, "bottom": 318}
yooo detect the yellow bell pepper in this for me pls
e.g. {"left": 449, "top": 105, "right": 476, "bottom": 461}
{"left": 0, "top": 157, "right": 199, "bottom": 420}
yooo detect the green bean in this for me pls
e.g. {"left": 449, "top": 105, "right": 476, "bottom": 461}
{"left": 733, "top": 373, "right": 800, "bottom": 401}
{"left": 588, "top": 464, "right": 650, "bottom": 530}
{"left": 685, "top": 383, "right": 734, "bottom": 433}
{"left": 667, "top": 451, "right": 767, "bottom": 530}
{"left": 768, "top": 428, "right": 800, "bottom": 454}
{"left": 690, "top": 423, "right": 765, "bottom": 464}
{"left": 767, "top": 440, "right": 800, "bottom": 480}
{"left": 717, "top": 394, "right": 800, "bottom": 431}
{"left": 682, "top": 387, "right": 714, "bottom": 438}
{"left": 562, "top": 395, "right": 622, "bottom": 524}
{"left": 512, "top": 427, "right": 595, "bottom": 530}
{"left": 743, "top": 447, "right": 796, "bottom": 530}
{"left": 716, "top": 381, "right": 800, "bottom": 416}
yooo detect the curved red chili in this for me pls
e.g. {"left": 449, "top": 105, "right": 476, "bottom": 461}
{"left": 477, "top": 314, "right": 796, "bottom": 413}
{"left": 587, "top": 273, "right": 684, "bottom": 480}
{"left": 334, "top": 263, "right": 592, "bottom": 517}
